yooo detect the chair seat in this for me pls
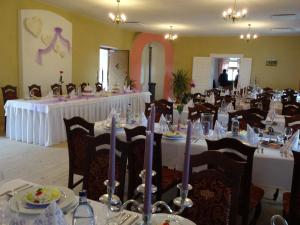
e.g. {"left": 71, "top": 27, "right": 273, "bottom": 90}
{"left": 161, "top": 167, "right": 182, "bottom": 191}
{"left": 283, "top": 192, "right": 290, "bottom": 216}
{"left": 250, "top": 184, "right": 264, "bottom": 209}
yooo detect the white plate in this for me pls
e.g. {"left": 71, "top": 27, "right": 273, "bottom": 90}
{"left": 9, "top": 186, "right": 76, "bottom": 215}
{"left": 151, "top": 213, "right": 196, "bottom": 225}
{"left": 163, "top": 135, "right": 185, "bottom": 140}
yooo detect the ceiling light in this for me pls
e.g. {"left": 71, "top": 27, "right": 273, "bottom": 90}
{"left": 108, "top": 0, "right": 127, "bottom": 24}
{"left": 240, "top": 24, "right": 258, "bottom": 42}
{"left": 164, "top": 26, "right": 178, "bottom": 41}
{"left": 223, "top": 0, "right": 247, "bottom": 23}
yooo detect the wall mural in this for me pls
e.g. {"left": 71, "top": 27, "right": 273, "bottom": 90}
{"left": 20, "top": 10, "right": 72, "bottom": 97}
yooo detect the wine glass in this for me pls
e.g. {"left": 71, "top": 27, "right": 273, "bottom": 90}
{"left": 284, "top": 127, "right": 293, "bottom": 142}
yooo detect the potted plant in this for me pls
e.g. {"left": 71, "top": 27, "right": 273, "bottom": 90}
{"left": 172, "top": 69, "right": 190, "bottom": 102}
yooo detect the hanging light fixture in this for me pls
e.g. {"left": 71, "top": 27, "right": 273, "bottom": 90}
{"left": 240, "top": 24, "right": 258, "bottom": 42}
{"left": 108, "top": 0, "right": 127, "bottom": 24}
{"left": 164, "top": 26, "right": 178, "bottom": 41}
{"left": 222, "top": 0, "right": 247, "bottom": 22}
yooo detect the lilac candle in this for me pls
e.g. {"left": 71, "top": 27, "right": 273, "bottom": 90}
{"left": 108, "top": 116, "right": 116, "bottom": 187}
{"left": 150, "top": 104, "right": 155, "bottom": 133}
{"left": 182, "top": 120, "right": 192, "bottom": 190}
{"left": 144, "top": 131, "right": 154, "bottom": 215}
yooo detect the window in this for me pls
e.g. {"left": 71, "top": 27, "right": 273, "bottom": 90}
{"left": 99, "top": 48, "right": 109, "bottom": 90}
{"left": 222, "top": 58, "right": 240, "bottom": 81}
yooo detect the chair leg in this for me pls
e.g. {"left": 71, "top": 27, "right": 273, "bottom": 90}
{"left": 68, "top": 173, "right": 73, "bottom": 189}
{"left": 249, "top": 202, "right": 262, "bottom": 225}
{"left": 273, "top": 188, "right": 279, "bottom": 201}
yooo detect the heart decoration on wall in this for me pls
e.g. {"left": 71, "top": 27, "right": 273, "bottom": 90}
{"left": 24, "top": 17, "right": 43, "bottom": 38}
{"left": 41, "top": 33, "right": 53, "bottom": 46}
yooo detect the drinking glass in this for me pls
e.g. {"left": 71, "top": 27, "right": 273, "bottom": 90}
{"left": 201, "top": 113, "right": 213, "bottom": 136}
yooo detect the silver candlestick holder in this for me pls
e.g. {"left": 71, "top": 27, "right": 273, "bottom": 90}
{"left": 100, "top": 169, "right": 193, "bottom": 225}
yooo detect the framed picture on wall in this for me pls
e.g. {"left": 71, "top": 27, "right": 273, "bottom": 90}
{"left": 266, "top": 59, "right": 278, "bottom": 67}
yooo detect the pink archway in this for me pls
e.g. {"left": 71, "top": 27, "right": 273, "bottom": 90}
{"left": 129, "top": 32, "right": 173, "bottom": 98}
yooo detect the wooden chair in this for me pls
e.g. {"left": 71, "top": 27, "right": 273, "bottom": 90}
{"left": 64, "top": 117, "right": 94, "bottom": 189}
{"left": 80, "top": 82, "right": 87, "bottom": 92}
{"left": 263, "top": 87, "right": 273, "bottom": 93}
{"left": 206, "top": 138, "right": 265, "bottom": 225}
{"left": 156, "top": 99, "right": 173, "bottom": 123}
{"left": 257, "top": 93, "right": 273, "bottom": 100}
{"left": 144, "top": 102, "right": 162, "bottom": 123}
{"left": 250, "top": 98, "right": 271, "bottom": 112}
{"left": 1, "top": 85, "right": 17, "bottom": 104}
{"left": 282, "top": 102, "right": 300, "bottom": 116}
{"left": 124, "top": 126, "right": 182, "bottom": 200}
{"left": 1, "top": 85, "right": 17, "bottom": 131}
{"left": 282, "top": 150, "right": 300, "bottom": 225}
{"left": 285, "top": 114, "right": 300, "bottom": 134}
{"left": 188, "top": 106, "right": 201, "bottom": 122}
{"left": 95, "top": 82, "right": 103, "bottom": 92}
{"left": 82, "top": 133, "right": 128, "bottom": 202}
{"left": 51, "top": 83, "right": 62, "bottom": 95}
{"left": 184, "top": 150, "right": 245, "bottom": 225}
{"left": 28, "top": 84, "right": 42, "bottom": 97}
{"left": 192, "top": 93, "right": 206, "bottom": 104}
{"left": 66, "top": 83, "right": 76, "bottom": 94}
{"left": 243, "top": 108, "right": 268, "bottom": 129}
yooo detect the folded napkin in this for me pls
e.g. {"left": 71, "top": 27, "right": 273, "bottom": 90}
{"left": 69, "top": 90, "right": 76, "bottom": 97}
{"left": 266, "top": 109, "right": 276, "bottom": 122}
{"left": 139, "top": 112, "right": 148, "bottom": 127}
{"left": 184, "top": 100, "right": 194, "bottom": 111}
{"left": 159, "top": 114, "right": 169, "bottom": 132}
{"left": 106, "top": 108, "right": 120, "bottom": 124}
{"left": 168, "top": 97, "right": 174, "bottom": 103}
{"left": 207, "top": 94, "right": 215, "bottom": 104}
{"left": 226, "top": 103, "right": 234, "bottom": 112}
{"left": 247, "top": 124, "right": 259, "bottom": 146}
{"left": 192, "top": 119, "right": 203, "bottom": 137}
{"left": 213, "top": 120, "right": 226, "bottom": 139}
{"left": 32, "top": 202, "right": 67, "bottom": 225}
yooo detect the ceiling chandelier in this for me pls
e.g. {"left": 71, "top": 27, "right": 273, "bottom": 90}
{"left": 108, "top": 0, "right": 126, "bottom": 24}
{"left": 240, "top": 24, "right": 258, "bottom": 42}
{"left": 222, "top": 0, "right": 247, "bottom": 22}
{"left": 164, "top": 26, "right": 178, "bottom": 41}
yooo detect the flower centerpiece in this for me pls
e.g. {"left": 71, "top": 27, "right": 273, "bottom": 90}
{"left": 172, "top": 69, "right": 190, "bottom": 102}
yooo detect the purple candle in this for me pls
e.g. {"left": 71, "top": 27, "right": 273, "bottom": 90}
{"left": 144, "top": 131, "right": 153, "bottom": 215}
{"left": 182, "top": 120, "right": 192, "bottom": 190}
{"left": 108, "top": 116, "right": 116, "bottom": 187}
{"left": 150, "top": 104, "right": 155, "bottom": 133}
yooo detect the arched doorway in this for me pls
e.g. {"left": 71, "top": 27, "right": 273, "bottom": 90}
{"left": 129, "top": 33, "right": 173, "bottom": 99}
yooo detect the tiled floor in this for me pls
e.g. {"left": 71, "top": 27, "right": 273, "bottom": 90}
{"left": 0, "top": 135, "right": 284, "bottom": 224}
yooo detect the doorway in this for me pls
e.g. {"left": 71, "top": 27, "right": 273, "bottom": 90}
{"left": 140, "top": 42, "right": 165, "bottom": 100}
{"left": 99, "top": 47, "right": 129, "bottom": 91}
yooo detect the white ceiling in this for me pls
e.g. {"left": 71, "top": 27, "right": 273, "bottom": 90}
{"left": 40, "top": 0, "right": 300, "bottom": 36}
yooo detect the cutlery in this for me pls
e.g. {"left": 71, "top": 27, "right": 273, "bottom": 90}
{"left": 120, "top": 213, "right": 132, "bottom": 224}
{"left": 8, "top": 185, "right": 33, "bottom": 197}
{"left": 0, "top": 184, "right": 30, "bottom": 197}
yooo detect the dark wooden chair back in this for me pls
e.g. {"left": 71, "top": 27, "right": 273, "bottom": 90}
{"left": 206, "top": 138, "right": 257, "bottom": 225}
{"left": 188, "top": 106, "right": 201, "bottom": 122}
{"left": 28, "top": 84, "right": 41, "bottom": 97}
{"left": 243, "top": 108, "right": 267, "bottom": 129}
{"left": 287, "top": 150, "right": 300, "bottom": 225}
{"left": 80, "top": 82, "right": 87, "bottom": 92}
{"left": 64, "top": 117, "right": 94, "bottom": 189}
{"left": 184, "top": 150, "right": 245, "bottom": 225}
{"left": 95, "top": 82, "right": 103, "bottom": 92}
{"left": 144, "top": 102, "right": 162, "bottom": 123}
{"left": 250, "top": 97, "right": 271, "bottom": 112}
{"left": 66, "top": 83, "right": 76, "bottom": 94}
{"left": 257, "top": 93, "right": 273, "bottom": 100}
{"left": 82, "top": 133, "right": 128, "bottom": 202}
{"left": 263, "top": 87, "right": 273, "bottom": 93}
{"left": 156, "top": 99, "right": 173, "bottom": 123}
{"left": 282, "top": 102, "right": 300, "bottom": 116}
{"left": 1, "top": 85, "right": 17, "bottom": 104}
{"left": 285, "top": 114, "right": 300, "bottom": 134}
{"left": 193, "top": 93, "right": 206, "bottom": 104}
{"left": 51, "top": 83, "right": 62, "bottom": 95}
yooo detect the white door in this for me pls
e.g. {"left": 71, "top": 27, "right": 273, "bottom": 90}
{"left": 239, "top": 58, "right": 252, "bottom": 88}
{"left": 192, "top": 57, "right": 212, "bottom": 94}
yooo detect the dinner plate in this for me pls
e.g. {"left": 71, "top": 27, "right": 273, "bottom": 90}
{"left": 24, "top": 186, "right": 61, "bottom": 207}
{"left": 9, "top": 186, "right": 76, "bottom": 215}
{"left": 151, "top": 213, "right": 196, "bottom": 225}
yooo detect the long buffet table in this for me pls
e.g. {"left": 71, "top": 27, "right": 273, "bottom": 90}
{"left": 94, "top": 121, "right": 295, "bottom": 190}
{"left": 4, "top": 92, "right": 151, "bottom": 146}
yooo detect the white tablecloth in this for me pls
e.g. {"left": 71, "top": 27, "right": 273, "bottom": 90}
{"left": 0, "top": 179, "right": 195, "bottom": 225}
{"left": 4, "top": 92, "right": 151, "bottom": 147}
{"left": 94, "top": 122, "right": 294, "bottom": 190}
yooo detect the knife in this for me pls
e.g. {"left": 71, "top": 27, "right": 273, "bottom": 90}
{"left": 0, "top": 183, "right": 30, "bottom": 197}
{"left": 120, "top": 213, "right": 132, "bottom": 224}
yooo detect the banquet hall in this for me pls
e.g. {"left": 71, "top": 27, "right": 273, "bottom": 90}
{"left": 0, "top": 0, "right": 300, "bottom": 225}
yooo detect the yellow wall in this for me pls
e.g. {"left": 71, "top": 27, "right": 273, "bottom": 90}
{"left": 0, "top": 0, "right": 135, "bottom": 124}
{"left": 173, "top": 36, "right": 300, "bottom": 90}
